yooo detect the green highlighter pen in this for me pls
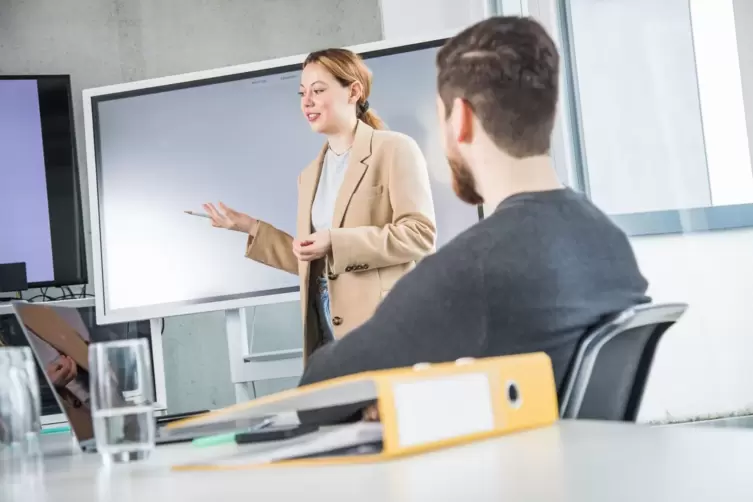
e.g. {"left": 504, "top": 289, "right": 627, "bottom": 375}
{"left": 192, "top": 418, "right": 273, "bottom": 448}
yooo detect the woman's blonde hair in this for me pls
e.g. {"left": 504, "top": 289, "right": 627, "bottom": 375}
{"left": 303, "top": 48, "right": 386, "bottom": 130}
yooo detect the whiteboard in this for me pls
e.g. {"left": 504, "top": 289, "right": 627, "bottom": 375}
{"left": 83, "top": 35, "right": 480, "bottom": 324}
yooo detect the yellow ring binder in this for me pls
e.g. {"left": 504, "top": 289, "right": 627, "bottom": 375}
{"left": 168, "top": 352, "right": 559, "bottom": 470}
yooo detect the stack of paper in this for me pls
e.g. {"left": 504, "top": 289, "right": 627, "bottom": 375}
{"left": 176, "top": 422, "right": 383, "bottom": 469}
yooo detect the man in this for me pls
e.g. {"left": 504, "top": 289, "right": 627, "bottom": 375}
{"left": 298, "top": 16, "right": 649, "bottom": 392}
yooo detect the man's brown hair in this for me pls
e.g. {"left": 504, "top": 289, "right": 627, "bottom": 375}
{"left": 437, "top": 16, "right": 559, "bottom": 158}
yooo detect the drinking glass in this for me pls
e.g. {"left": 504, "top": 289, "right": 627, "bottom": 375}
{"left": 0, "top": 347, "right": 42, "bottom": 454}
{"left": 89, "top": 338, "right": 155, "bottom": 463}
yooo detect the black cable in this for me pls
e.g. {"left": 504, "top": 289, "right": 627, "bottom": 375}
{"left": 17, "top": 285, "right": 93, "bottom": 303}
{"left": 26, "top": 294, "right": 57, "bottom": 303}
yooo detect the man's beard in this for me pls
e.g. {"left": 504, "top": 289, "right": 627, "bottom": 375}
{"left": 448, "top": 155, "right": 484, "bottom": 205}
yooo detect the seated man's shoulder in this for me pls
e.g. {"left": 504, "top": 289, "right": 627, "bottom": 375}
{"left": 488, "top": 189, "right": 627, "bottom": 240}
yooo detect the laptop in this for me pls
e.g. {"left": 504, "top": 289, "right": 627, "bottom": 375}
{"left": 11, "top": 301, "right": 261, "bottom": 452}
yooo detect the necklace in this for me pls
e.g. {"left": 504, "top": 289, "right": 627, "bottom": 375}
{"left": 328, "top": 148, "right": 350, "bottom": 171}
{"left": 328, "top": 144, "right": 353, "bottom": 157}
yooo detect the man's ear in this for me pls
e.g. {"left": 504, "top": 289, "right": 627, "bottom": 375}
{"left": 453, "top": 97, "right": 474, "bottom": 144}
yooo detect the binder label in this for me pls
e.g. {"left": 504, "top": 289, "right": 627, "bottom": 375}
{"left": 392, "top": 373, "right": 495, "bottom": 447}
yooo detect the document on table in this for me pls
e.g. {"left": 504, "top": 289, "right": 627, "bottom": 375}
{"left": 175, "top": 422, "right": 384, "bottom": 469}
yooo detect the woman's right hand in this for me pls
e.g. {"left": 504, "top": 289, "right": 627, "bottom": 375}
{"left": 203, "top": 202, "right": 258, "bottom": 235}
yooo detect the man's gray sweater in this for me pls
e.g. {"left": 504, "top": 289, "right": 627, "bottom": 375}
{"left": 299, "top": 188, "right": 650, "bottom": 392}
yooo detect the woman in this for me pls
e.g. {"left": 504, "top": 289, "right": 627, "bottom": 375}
{"left": 204, "top": 48, "right": 436, "bottom": 362}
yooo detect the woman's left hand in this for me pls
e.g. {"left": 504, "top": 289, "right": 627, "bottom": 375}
{"left": 293, "top": 231, "right": 332, "bottom": 262}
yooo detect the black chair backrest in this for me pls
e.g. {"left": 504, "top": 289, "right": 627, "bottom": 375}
{"left": 559, "top": 303, "right": 687, "bottom": 421}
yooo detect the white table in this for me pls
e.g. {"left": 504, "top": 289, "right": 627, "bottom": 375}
{"left": 2, "top": 420, "right": 753, "bottom": 501}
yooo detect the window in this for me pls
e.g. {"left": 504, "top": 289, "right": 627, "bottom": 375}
{"left": 565, "top": 0, "right": 753, "bottom": 217}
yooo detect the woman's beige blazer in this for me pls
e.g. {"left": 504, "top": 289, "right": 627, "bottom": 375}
{"left": 245, "top": 121, "right": 436, "bottom": 361}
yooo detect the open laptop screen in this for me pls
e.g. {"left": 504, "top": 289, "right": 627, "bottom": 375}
{"left": 0, "top": 304, "right": 150, "bottom": 417}
{"left": 9, "top": 303, "right": 146, "bottom": 443}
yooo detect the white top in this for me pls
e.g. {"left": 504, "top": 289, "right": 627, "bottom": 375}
{"left": 311, "top": 148, "right": 351, "bottom": 232}
{"left": 17, "top": 420, "right": 753, "bottom": 501}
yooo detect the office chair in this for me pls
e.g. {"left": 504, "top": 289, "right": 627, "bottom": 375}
{"left": 559, "top": 303, "right": 688, "bottom": 421}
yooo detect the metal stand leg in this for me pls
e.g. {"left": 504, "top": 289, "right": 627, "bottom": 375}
{"left": 225, "top": 305, "right": 303, "bottom": 404}
{"left": 225, "top": 308, "right": 256, "bottom": 403}
{"left": 234, "top": 382, "right": 253, "bottom": 403}
{"left": 149, "top": 318, "right": 168, "bottom": 413}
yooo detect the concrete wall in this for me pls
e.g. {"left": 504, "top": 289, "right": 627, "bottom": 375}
{"left": 379, "top": 0, "right": 487, "bottom": 39}
{"left": 0, "top": 0, "right": 382, "bottom": 414}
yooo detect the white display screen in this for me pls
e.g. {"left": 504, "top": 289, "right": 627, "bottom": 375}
{"left": 91, "top": 40, "right": 479, "bottom": 321}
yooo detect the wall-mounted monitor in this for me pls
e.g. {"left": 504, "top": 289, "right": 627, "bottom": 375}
{"left": 0, "top": 76, "right": 87, "bottom": 288}
{"left": 83, "top": 34, "right": 480, "bottom": 324}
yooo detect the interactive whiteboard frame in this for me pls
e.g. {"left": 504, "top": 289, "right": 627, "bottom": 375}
{"left": 82, "top": 31, "right": 464, "bottom": 324}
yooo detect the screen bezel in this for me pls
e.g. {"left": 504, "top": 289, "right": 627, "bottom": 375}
{"left": 83, "top": 32, "right": 478, "bottom": 324}
{"left": 0, "top": 75, "right": 88, "bottom": 289}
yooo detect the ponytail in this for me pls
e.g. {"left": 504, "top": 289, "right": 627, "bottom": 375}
{"left": 357, "top": 100, "right": 386, "bottom": 130}
{"left": 361, "top": 109, "right": 386, "bottom": 130}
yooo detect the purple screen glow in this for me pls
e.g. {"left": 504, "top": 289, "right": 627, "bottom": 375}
{"left": 0, "top": 79, "right": 55, "bottom": 284}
